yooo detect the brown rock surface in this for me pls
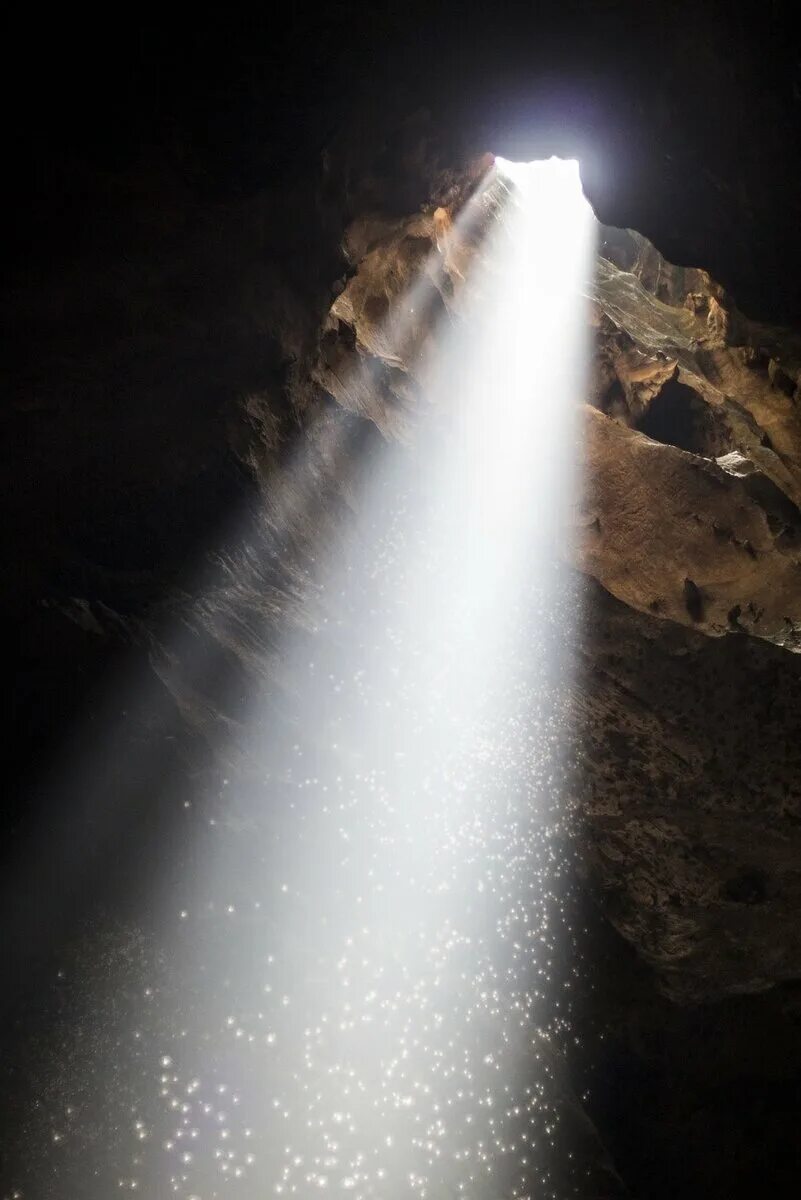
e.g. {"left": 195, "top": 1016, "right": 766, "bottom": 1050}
{"left": 315, "top": 173, "right": 801, "bottom": 652}
{"left": 306, "top": 164, "right": 801, "bottom": 1019}
{"left": 573, "top": 577, "right": 801, "bottom": 1004}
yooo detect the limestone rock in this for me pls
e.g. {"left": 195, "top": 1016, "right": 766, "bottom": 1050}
{"left": 573, "top": 578, "right": 801, "bottom": 1004}
{"left": 315, "top": 170, "right": 801, "bottom": 653}
{"left": 576, "top": 405, "right": 801, "bottom": 649}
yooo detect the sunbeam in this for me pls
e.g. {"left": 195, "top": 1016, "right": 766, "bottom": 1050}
{"left": 142, "top": 157, "right": 597, "bottom": 1200}
{"left": 4, "top": 158, "right": 597, "bottom": 1200}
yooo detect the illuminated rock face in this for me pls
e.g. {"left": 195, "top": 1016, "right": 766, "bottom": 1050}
{"left": 585, "top": 230, "right": 801, "bottom": 650}
{"left": 316, "top": 183, "right": 801, "bottom": 652}
{"left": 578, "top": 405, "right": 801, "bottom": 649}
{"left": 301, "top": 184, "right": 801, "bottom": 1194}
{"left": 308, "top": 170, "right": 801, "bottom": 1014}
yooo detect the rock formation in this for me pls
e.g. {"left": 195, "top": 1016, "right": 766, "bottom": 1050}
{"left": 307, "top": 157, "right": 801, "bottom": 1014}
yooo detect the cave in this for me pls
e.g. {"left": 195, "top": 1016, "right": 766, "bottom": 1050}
{"left": 636, "top": 379, "right": 726, "bottom": 458}
{"left": 4, "top": 5, "right": 801, "bottom": 1199}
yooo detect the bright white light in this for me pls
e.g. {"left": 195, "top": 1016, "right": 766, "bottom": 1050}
{"left": 408, "top": 155, "right": 596, "bottom": 677}
{"left": 157, "top": 158, "right": 597, "bottom": 1198}
{"left": 495, "top": 153, "right": 583, "bottom": 190}
{"left": 17, "top": 159, "right": 597, "bottom": 1199}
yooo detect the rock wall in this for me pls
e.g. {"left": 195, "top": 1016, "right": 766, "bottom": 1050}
{"left": 307, "top": 161, "right": 801, "bottom": 1019}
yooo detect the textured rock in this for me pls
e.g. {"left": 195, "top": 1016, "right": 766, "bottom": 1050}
{"left": 314, "top": 171, "right": 801, "bottom": 652}
{"left": 305, "top": 163, "right": 801, "bottom": 1016}
{"left": 584, "top": 227, "right": 801, "bottom": 647}
{"left": 576, "top": 406, "right": 801, "bottom": 649}
{"left": 573, "top": 578, "right": 801, "bottom": 1004}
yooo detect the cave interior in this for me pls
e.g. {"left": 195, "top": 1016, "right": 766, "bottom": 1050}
{"left": 3, "top": 4, "right": 801, "bottom": 1197}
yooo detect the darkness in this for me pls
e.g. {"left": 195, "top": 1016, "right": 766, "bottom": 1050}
{"left": 3, "top": 2, "right": 801, "bottom": 1197}
{"left": 7, "top": 3, "right": 801, "bottom": 318}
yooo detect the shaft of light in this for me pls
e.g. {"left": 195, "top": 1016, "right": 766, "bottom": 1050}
{"left": 33, "top": 160, "right": 597, "bottom": 1199}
